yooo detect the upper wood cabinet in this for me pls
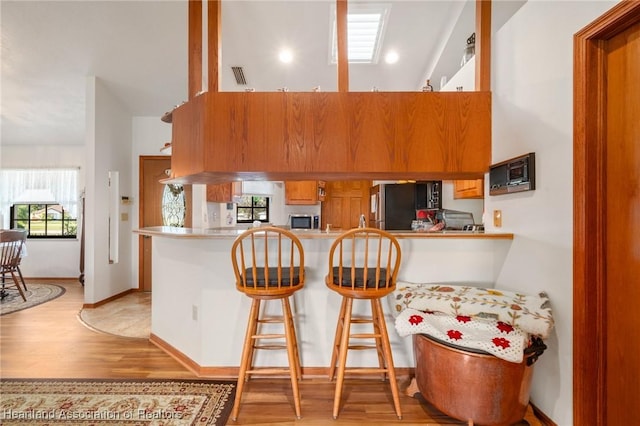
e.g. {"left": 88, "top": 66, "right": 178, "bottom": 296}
{"left": 285, "top": 180, "right": 325, "bottom": 205}
{"left": 454, "top": 179, "right": 484, "bottom": 199}
{"left": 170, "top": 92, "right": 491, "bottom": 184}
{"left": 206, "top": 182, "right": 240, "bottom": 203}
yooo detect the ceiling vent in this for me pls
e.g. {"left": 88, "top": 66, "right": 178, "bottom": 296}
{"left": 232, "top": 66, "right": 247, "bottom": 85}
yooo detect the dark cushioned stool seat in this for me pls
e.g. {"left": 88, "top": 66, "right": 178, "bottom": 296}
{"left": 330, "top": 267, "right": 389, "bottom": 289}
{"left": 243, "top": 267, "right": 302, "bottom": 287}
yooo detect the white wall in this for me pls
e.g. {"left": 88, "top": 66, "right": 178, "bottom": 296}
{"left": 0, "top": 145, "right": 85, "bottom": 278}
{"left": 487, "top": 1, "right": 617, "bottom": 424}
{"left": 84, "top": 77, "right": 133, "bottom": 304}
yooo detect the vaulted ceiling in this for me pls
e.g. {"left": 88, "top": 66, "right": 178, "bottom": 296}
{"left": 0, "top": 0, "right": 525, "bottom": 147}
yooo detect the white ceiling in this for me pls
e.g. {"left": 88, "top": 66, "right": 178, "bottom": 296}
{"left": 1, "top": 0, "right": 524, "bottom": 147}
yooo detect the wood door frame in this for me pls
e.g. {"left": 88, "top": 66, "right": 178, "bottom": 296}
{"left": 138, "top": 155, "right": 171, "bottom": 291}
{"left": 573, "top": 2, "right": 640, "bottom": 424}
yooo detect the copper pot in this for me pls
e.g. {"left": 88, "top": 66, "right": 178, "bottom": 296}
{"left": 413, "top": 333, "right": 534, "bottom": 426}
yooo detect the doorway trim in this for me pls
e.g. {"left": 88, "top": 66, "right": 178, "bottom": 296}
{"left": 573, "top": 2, "right": 640, "bottom": 424}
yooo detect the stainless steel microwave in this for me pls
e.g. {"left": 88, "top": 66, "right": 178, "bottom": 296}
{"left": 489, "top": 152, "right": 535, "bottom": 196}
{"left": 290, "top": 214, "right": 319, "bottom": 230}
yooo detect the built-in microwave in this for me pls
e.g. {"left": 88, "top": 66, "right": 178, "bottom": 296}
{"left": 290, "top": 214, "right": 319, "bottom": 230}
{"left": 489, "top": 153, "right": 535, "bottom": 196}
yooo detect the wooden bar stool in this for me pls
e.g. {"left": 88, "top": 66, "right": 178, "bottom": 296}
{"left": 230, "top": 226, "right": 305, "bottom": 421}
{"left": 325, "top": 227, "right": 402, "bottom": 419}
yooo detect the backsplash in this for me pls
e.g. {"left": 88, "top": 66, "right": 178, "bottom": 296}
{"left": 205, "top": 182, "right": 321, "bottom": 228}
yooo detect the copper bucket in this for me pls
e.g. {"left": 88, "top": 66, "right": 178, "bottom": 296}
{"left": 413, "top": 333, "right": 537, "bottom": 426}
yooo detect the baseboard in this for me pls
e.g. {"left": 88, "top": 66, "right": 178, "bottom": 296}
{"left": 149, "top": 333, "right": 414, "bottom": 379}
{"left": 530, "top": 401, "right": 557, "bottom": 426}
{"left": 82, "top": 288, "right": 136, "bottom": 309}
{"left": 23, "top": 277, "right": 79, "bottom": 282}
{"left": 149, "top": 333, "right": 206, "bottom": 376}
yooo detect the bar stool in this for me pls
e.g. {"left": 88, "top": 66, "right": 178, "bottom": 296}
{"left": 325, "top": 227, "right": 402, "bottom": 419}
{"left": 230, "top": 226, "right": 305, "bottom": 420}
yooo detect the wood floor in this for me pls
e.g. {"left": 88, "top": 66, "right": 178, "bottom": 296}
{"left": 0, "top": 280, "right": 544, "bottom": 425}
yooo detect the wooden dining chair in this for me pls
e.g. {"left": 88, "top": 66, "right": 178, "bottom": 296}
{"left": 230, "top": 226, "right": 305, "bottom": 420}
{"left": 1, "top": 229, "right": 28, "bottom": 302}
{"left": 325, "top": 227, "right": 402, "bottom": 419}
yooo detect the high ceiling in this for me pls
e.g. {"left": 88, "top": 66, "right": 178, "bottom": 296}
{"left": 0, "top": 0, "right": 524, "bottom": 147}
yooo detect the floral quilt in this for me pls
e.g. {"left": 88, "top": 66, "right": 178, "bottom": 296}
{"left": 395, "top": 308, "right": 528, "bottom": 362}
{"left": 391, "top": 282, "right": 555, "bottom": 363}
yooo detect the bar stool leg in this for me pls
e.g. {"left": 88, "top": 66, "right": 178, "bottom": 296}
{"left": 332, "top": 297, "right": 353, "bottom": 419}
{"left": 244, "top": 300, "right": 265, "bottom": 383}
{"left": 328, "top": 297, "right": 348, "bottom": 381}
{"left": 373, "top": 298, "right": 402, "bottom": 419}
{"left": 232, "top": 298, "right": 261, "bottom": 421}
{"left": 282, "top": 298, "right": 302, "bottom": 419}
{"left": 284, "top": 295, "right": 302, "bottom": 380}
{"left": 371, "top": 299, "right": 388, "bottom": 381}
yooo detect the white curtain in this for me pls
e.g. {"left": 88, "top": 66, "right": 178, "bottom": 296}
{"left": 0, "top": 168, "right": 80, "bottom": 228}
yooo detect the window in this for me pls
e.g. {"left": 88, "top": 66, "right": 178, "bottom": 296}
{"left": 330, "top": 3, "right": 391, "bottom": 64}
{"left": 10, "top": 204, "right": 77, "bottom": 238}
{"left": 0, "top": 168, "right": 80, "bottom": 238}
{"left": 236, "top": 196, "right": 269, "bottom": 223}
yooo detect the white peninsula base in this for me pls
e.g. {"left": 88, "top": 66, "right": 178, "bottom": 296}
{"left": 135, "top": 227, "right": 513, "bottom": 376}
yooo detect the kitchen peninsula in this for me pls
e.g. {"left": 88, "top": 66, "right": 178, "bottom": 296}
{"left": 135, "top": 226, "right": 513, "bottom": 376}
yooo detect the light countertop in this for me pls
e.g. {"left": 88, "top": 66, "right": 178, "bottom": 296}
{"left": 134, "top": 226, "right": 513, "bottom": 240}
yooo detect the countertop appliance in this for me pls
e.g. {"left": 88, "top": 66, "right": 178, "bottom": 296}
{"left": 436, "top": 209, "right": 475, "bottom": 230}
{"left": 289, "top": 214, "right": 318, "bottom": 230}
{"left": 370, "top": 182, "right": 441, "bottom": 230}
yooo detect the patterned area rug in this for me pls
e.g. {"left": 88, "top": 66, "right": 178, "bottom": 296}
{"left": 0, "top": 283, "right": 66, "bottom": 316}
{"left": 0, "top": 378, "right": 235, "bottom": 425}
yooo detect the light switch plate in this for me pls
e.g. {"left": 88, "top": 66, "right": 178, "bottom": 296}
{"left": 493, "top": 210, "right": 502, "bottom": 227}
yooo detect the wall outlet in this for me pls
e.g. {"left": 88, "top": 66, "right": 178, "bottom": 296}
{"left": 493, "top": 210, "right": 502, "bottom": 227}
{"left": 192, "top": 305, "right": 198, "bottom": 321}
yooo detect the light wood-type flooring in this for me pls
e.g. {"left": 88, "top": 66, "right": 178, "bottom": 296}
{"left": 0, "top": 280, "right": 545, "bottom": 425}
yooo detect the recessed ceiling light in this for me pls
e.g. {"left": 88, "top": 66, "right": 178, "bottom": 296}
{"left": 385, "top": 51, "right": 399, "bottom": 64}
{"left": 279, "top": 49, "right": 293, "bottom": 63}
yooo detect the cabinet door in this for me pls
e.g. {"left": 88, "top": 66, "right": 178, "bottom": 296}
{"left": 285, "top": 181, "right": 318, "bottom": 205}
{"left": 321, "top": 180, "right": 371, "bottom": 230}
{"left": 454, "top": 179, "right": 484, "bottom": 199}
{"left": 207, "top": 182, "right": 241, "bottom": 202}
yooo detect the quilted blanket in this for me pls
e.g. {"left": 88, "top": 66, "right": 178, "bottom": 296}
{"left": 391, "top": 282, "right": 555, "bottom": 363}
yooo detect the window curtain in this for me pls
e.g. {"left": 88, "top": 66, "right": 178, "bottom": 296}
{"left": 0, "top": 168, "right": 80, "bottom": 228}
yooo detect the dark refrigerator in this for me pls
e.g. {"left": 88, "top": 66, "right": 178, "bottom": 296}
{"left": 369, "top": 182, "right": 441, "bottom": 230}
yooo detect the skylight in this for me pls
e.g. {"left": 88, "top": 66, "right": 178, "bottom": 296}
{"left": 330, "top": 3, "right": 390, "bottom": 64}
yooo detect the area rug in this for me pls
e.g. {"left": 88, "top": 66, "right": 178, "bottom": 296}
{"left": 78, "top": 292, "right": 150, "bottom": 339}
{"left": 0, "top": 378, "right": 235, "bottom": 425}
{"left": 0, "top": 283, "right": 66, "bottom": 316}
